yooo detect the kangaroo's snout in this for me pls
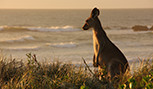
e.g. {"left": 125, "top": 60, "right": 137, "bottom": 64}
{"left": 82, "top": 23, "right": 89, "bottom": 30}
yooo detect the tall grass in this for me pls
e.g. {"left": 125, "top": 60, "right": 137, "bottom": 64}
{"left": 0, "top": 53, "right": 153, "bottom": 89}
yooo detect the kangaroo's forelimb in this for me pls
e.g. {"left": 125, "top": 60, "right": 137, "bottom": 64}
{"left": 96, "top": 42, "right": 105, "bottom": 66}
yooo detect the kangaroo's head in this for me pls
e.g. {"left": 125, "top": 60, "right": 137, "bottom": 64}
{"left": 82, "top": 7, "right": 100, "bottom": 30}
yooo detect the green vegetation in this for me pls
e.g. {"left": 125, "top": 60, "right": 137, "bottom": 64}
{"left": 0, "top": 53, "right": 153, "bottom": 89}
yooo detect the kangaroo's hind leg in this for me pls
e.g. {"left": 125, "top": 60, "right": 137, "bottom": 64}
{"left": 109, "top": 63, "right": 124, "bottom": 82}
{"left": 93, "top": 54, "right": 98, "bottom": 67}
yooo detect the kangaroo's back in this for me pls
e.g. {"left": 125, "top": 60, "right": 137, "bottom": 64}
{"left": 101, "top": 39, "right": 129, "bottom": 73}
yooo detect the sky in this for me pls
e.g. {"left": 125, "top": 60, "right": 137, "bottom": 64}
{"left": 0, "top": 0, "right": 153, "bottom": 9}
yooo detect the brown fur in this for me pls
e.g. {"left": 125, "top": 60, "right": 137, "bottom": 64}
{"left": 82, "top": 8, "right": 129, "bottom": 79}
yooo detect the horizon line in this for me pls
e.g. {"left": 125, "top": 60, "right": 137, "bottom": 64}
{"left": 0, "top": 7, "right": 153, "bottom": 10}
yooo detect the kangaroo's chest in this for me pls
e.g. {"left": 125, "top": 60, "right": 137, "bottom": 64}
{"left": 93, "top": 34, "right": 99, "bottom": 56}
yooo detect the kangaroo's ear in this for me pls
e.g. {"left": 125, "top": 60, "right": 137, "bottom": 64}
{"left": 91, "top": 7, "right": 100, "bottom": 18}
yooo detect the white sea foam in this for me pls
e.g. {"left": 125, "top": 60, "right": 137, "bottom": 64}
{"left": 46, "top": 42, "right": 77, "bottom": 48}
{"left": 0, "top": 25, "right": 81, "bottom": 32}
{"left": 27, "top": 26, "right": 80, "bottom": 32}
{"left": 0, "top": 25, "right": 152, "bottom": 34}
{"left": 0, "top": 26, "right": 3, "bottom": 31}
{"left": 1, "top": 46, "right": 40, "bottom": 50}
{"left": 0, "top": 35, "right": 35, "bottom": 42}
{"left": 106, "top": 29, "right": 153, "bottom": 35}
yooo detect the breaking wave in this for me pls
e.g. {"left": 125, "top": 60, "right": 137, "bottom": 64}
{"left": 1, "top": 46, "right": 40, "bottom": 51}
{"left": 0, "top": 26, "right": 3, "bottom": 31}
{"left": 1, "top": 25, "right": 152, "bottom": 33}
{"left": 0, "top": 25, "right": 81, "bottom": 32}
{"left": 46, "top": 42, "right": 77, "bottom": 48}
{"left": 0, "top": 35, "right": 35, "bottom": 42}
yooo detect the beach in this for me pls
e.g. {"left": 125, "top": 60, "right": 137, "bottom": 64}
{"left": 0, "top": 9, "right": 153, "bottom": 66}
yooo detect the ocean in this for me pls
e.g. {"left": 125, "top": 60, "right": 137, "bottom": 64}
{"left": 0, "top": 9, "right": 153, "bottom": 66}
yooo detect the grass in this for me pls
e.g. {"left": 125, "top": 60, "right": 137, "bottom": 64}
{"left": 0, "top": 53, "right": 153, "bottom": 89}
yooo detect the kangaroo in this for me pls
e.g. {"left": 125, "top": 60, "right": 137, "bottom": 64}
{"left": 82, "top": 7, "right": 129, "bottom": 79}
